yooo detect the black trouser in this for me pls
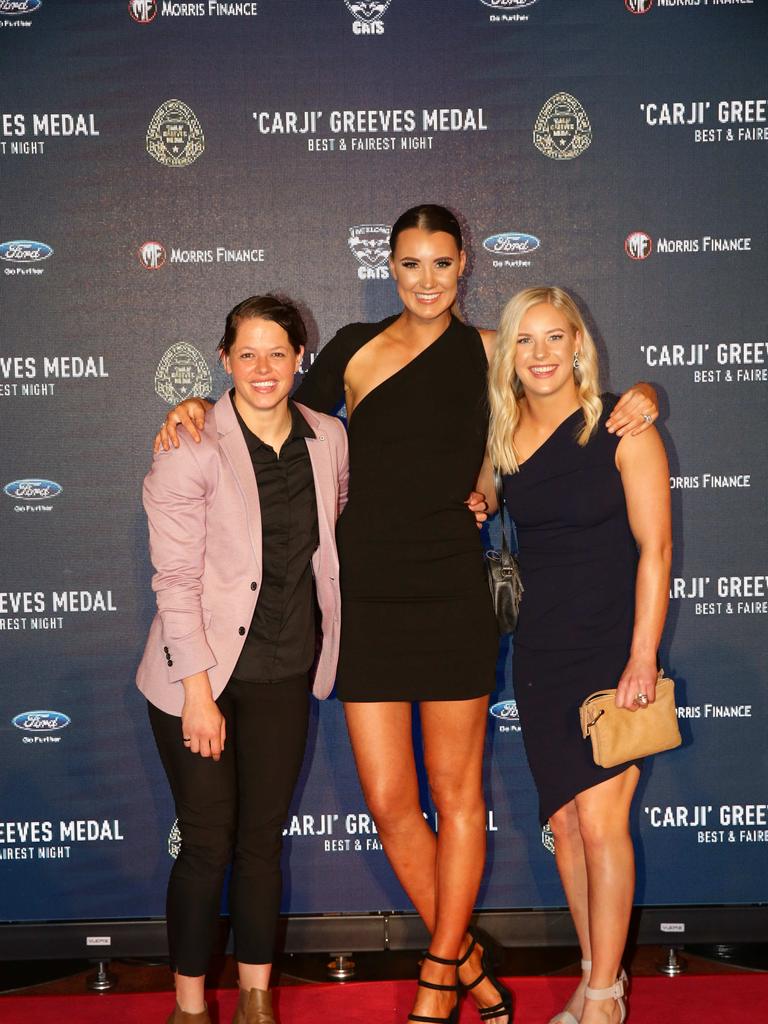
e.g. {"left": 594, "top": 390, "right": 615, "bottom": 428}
{"left": 148, "top": 674, "right": 309, "bottom": 976}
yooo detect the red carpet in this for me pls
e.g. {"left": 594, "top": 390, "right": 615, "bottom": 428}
{"left": 1, "top": 974, "right": 766, "bottom": 1023}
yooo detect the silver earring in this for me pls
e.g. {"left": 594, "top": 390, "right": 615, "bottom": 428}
{"left": 573, "top": 352, "right": 580, "bottom": 370}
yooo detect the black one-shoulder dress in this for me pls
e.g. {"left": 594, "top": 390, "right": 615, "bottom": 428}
{"left": 295, "top": 314, "right": 498, "bottom": 702}
{"left": 502, "top": 396, "right": 640, "bottom": 823}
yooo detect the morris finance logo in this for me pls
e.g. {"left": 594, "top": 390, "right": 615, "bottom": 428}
{"left": 12, "top": 710, "right": 70, "bottom": 733}
{"left": 348, "top": 224, "right": 391, "bottom": 280}
{"left": 155, "top": 343, "right": 212, "bottom": 404}
{"left": 128, "top": 0, "right": 156, "bottom": 22}
{"left": 533, "top": 93, "right": 592, "bottom": 161}
{"left": 625, "top": 231, "right": 653, "bottom": 261}
{"left": 138, "top": 241, "right": 167, "bottom": 269}
{"left": 146, "top": 100, "right": 205, "bottom": 168}
{"left": 625, "top": 0, "right": 652, "bottom": 13}
{"left": 345, "top": 0, "right": 391, "bottom": 34}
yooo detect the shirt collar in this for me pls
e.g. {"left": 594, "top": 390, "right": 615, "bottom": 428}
{"left": 232, "top": 391, "right": 316, "bottom": 452}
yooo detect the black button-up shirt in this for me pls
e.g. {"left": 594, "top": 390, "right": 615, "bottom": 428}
{"left": 232, "top": 397, "right": 320, "bottom": 681}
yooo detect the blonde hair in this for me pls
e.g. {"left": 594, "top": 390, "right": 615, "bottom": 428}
{"left": 488, "top": 287, "right": 602, "bottom": 473}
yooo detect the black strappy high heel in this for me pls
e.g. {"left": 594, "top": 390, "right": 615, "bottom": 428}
{"left": 408, "top": 950, "right": 461, "bottom": 1024}
{"left": 461, "top": 925, "right": 513, "bottom": 1022}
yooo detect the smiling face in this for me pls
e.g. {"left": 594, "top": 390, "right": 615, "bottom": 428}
{"left": 223, "top": 317, "right": 303, "bottom": 419}
{"left": 389, "top": 227, "right": 466, "bottom": 323}
{"left": 514, "top": 302, "right": 581, "bottom": 398}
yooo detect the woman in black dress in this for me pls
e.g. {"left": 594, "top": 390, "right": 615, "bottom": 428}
{"left": 487, "top": 287, "right": 672, "bottom": 1024}
{"left": 157, "top": 213, "right": 659, "bottom": 1024}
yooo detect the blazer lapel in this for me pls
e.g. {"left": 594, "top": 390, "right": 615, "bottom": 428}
{"left": 214, "top": 393, "right": 263, "bottom": 572}
{"left": 297, "top": 403, "right": 335, "bottom": 547}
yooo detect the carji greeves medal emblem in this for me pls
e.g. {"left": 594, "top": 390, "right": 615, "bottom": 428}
{"left": 533, "top": 92, "right": 592, "bottom": 160}
{"left": 155, "top": 343, "right": 212, "bottom": 405}
{"left": 146, "top": 99, "right": 205, "bottom": 168}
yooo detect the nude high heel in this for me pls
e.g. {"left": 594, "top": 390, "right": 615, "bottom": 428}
{"left": 584, "top": 975, "right": 627, "bottom": 1024}
{"left": 547, "top": 959, "right": 591, "bottom": 1024}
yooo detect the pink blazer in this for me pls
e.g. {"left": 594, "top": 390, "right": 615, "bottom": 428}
{"left": 136, "top": 393, "right": 348, "bottom": 715}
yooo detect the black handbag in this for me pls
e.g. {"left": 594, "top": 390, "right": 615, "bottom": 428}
{"left": 485, "top": 470, "right": 523, "bottom": 634}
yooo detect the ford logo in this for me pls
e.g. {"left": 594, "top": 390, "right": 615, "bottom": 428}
{"left": 483, "top": 232, "right": 540, "bottom": 256}
{"left": 0, "top": 0, "right": 43, "bottom": 12}
{"left": 0, "top": 240, "right": 53, "bottom": 263}
{"left": 480, "top": 1, "right": 538, "bottom": 9}
{"left": 12, "top": 711, "right": 71, "bottom": 732}
{"left": 490, "top": 700, "right": 519, "bottom": 721}
{"left": 4, "top": 479, "right": 63, "bottom": 500}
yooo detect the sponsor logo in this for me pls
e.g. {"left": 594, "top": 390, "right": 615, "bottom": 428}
{"left": 625, "top": 0, "right": 652, "bottom": 13}
{"left": 128, "top": 0, "right": 156, "bottom": 21}
{"left": 625, "top": 231, "right": 652, "bottom": 260}
{"left": 541, "top": 822, "right": 555, "bottom": 855}
{"left": 533, "top": 92, "right": 592, "bottom": 160}
{"left": 627, "top": 232, "right": 753, "bottom": 260}
{"left": 0, "top": 240, "right": 53, "bottom": 263}
{"left": 86, "top": 936, "right": 112, "bottom": 946}
{"left": 483, "top": 232, "right": 540, "bottom": 256}
{"left": 146, "top": 99, "right": 205, "bottom": 168}
{"left": 489, "top": 700, "right": 519, "bottom": 721}
{"left": 348, "top": 224, "right": 391, "bottom": 279}
{"left": 489, "top": 699, "right": 521, "bottom": 733}
{"left": 169, "top": 819, "right": 182, "bottom": 859}
{"left": 1, "top": 0, "right": 42, "bottom": 12}
{"left": 12, "top": 710, "right": 71, "bottom": 732}
{"left": 138, "top": 241, "right": 167, "bottom": 269}
{"left": 345, "top": 0, "right": 390, "bottom": 34}
{"left": 4, "top": 478, "right": 62, "bottom": 500}
{"left": 155, "top": 343, "right": 212, "bottom": 404}
{"left": 481, "top": 0, "right": 538, "bottom": 7}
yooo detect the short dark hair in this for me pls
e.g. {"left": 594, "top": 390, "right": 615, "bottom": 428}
{"left": 218, "top": 294, "right": 307, "bottom": 356}
{"left": 389, "top": 204, "right": 463, "bottom": 254}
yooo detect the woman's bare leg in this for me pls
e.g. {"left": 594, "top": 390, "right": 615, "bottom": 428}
{"left": 576, "top": 767, "right": 640, "bottom": 1024}
{"left": 344, "top": 692, "right": 501, "bottom": 1019}
{"left": 548, "top": 800, "right": 592, "bottom": 1020}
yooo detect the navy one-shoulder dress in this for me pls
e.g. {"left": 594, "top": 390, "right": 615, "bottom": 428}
{"left": 502, "top": 396, "right": 640, "bottom": 823}
{"left": 295, "top": 314, "right": 498, "bottom": 702}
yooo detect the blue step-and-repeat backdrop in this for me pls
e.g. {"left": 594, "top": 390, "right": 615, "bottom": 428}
{"left": 1, "top": 0, "right": 766, "bottom": 927}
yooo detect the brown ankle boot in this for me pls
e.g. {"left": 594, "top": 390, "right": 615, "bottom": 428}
{"left": 232, "top": 987, "right": 276, "bottom": 1024}
{"left": 166, "top": 1003, "right": 211, "bottom": 1024}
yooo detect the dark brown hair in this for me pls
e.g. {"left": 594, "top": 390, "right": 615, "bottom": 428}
{"left": 389, "top": 204, "right": 463, "bottom": 253}
{"left": 218, "top": 294, "right": 307, "bottom": 356}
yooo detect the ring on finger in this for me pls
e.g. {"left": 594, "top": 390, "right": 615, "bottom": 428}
{"left": 642, "top": 412, "right": 653, "bottom": 424}
{"left": 634, "top": 693, "right": 649, "bottom": 706}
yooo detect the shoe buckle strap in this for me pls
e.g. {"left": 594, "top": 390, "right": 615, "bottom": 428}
{"left": 586, "top": 977, "right": 625, "bottom": 1001}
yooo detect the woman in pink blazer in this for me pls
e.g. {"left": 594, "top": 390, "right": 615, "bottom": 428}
{"left": 137, "top": 295, "right": 348, "bottom": 1024}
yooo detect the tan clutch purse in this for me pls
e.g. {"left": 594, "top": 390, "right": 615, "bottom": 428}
{"left": 579, "top": 671, "right": 682, "bottom": 768}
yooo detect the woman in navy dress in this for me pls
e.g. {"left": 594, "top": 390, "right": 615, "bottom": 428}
{"left": 487, "top": 287, "right": 672, "bottom": 1024}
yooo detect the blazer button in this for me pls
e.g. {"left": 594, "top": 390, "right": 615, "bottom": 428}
{"left": 163, "top": 646, "right": 169, "bottom": 654}
{"left": 238, "top": 626, "right": 246, "bottom": 635}
{"left": 167, "top": 659, "right": 174, "bottom": 667}
{"left": 250, "top": 581, "right": 257, "bottom": 590}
